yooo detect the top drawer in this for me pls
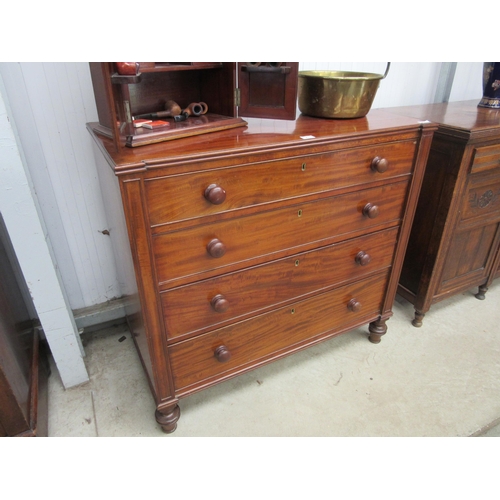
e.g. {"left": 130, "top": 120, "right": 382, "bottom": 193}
{"left": 471, "top": 144, "right": 500, "bottom": 174}
{"left": 460, "top": 169, "right": 500, "bottom": 224}
{"left": 145, "top": 140, "right": 416, "bottom": 227}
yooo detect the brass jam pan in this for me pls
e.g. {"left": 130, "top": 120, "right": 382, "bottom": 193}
{"left": 298, "top": 63, "right": 390, "bottom": 119}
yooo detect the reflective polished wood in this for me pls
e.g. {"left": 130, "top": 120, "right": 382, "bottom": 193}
{"left": 88, "top": 109, "right": 436, "bottom": 432}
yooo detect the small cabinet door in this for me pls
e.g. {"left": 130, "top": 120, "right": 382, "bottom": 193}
{"left": 237, "top": 62, "right": 299, "bottom": 120}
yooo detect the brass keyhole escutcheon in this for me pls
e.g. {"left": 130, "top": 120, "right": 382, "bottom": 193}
{"left": 295, "top": 259, "right": 300, "bottom": 266}
{"left": 298, "top": 209, "right": 303, "bottom": 217}
{"left": 291, "top": 308, "right": 295, "bottom": 314}
{"left": 301, "top": 163, "right": 306, "bottom": 171}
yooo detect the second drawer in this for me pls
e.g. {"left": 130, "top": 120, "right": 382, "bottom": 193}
{"left": 153, "top": 180, "right": 409, "bottom": 286}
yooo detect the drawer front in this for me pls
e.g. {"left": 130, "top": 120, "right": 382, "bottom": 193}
{"left": 161, "top": 227, "right": 399, "bottom": 340}
{"left": 153, "top": 180, "right": 409, "bottom": 285}
{"left": 461, "top": 170, "right": 500, "bottom": 224}
{"left": 471, "top": 144, "right": 500, "bottom": 174}
{"left": 146, "top": 141, "right": 416, "bottom": 226}
{"left": 169, "top": 271, "right": 389, "bottom": 392}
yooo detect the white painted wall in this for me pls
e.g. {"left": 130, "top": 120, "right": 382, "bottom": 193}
{"left": 0, "top": 75, "right": 89, "bottom": 387}
{"left": 300, "top": 62, "right": 484, "bottom": 108}
{"left": 0, "top": 62, "right": 485, "bottom": 315}
{"left": 450, "top": 62, "right": 485, "bottom": 101}
{"left": 0, "top": 63, "right": 121, "bottom": 311}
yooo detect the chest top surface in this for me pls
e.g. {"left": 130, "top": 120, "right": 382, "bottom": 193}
{"left": 388, "top": 100, "right": 500, "bottom": 138}
{"left": 88, "top": 108, "right": 432, "bottom": 174}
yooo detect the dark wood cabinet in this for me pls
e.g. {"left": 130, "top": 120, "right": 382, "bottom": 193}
{"left": 88, "top": 93, "right": 435, "bottom": 432}
{"left": 392, "top": 100, "right": 500, "bottom": 326}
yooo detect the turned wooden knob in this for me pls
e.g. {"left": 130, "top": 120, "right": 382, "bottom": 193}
{"left": 363, "top": 203, "right": 379, "bottom": 219}
{"left": 355, "top": 251, "right": 371, "bottom": 266}
{"left": 214, "top": 345, "right": 231, "bottom": 362}
{"left": 204, "top": 184, "right": 226, "bottom": 205}
{"left": 207, "top": 238, "right": 226, "bottom": 258}
{"left": 371, "top": 156, "right": 389, "bottom": 173}
{"left": 347, "top": 299, "right": 362, "bottom": 312}
{"left": 211, "top": 294, "right": 229, "bottom": 313}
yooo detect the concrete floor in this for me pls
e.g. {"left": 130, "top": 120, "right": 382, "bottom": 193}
{"left": 47, "top": 281, "right": 500, "bottom": 437}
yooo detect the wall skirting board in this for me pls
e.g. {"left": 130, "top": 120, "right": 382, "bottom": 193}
{"left": 73, "top": 296, "right": 130, "bottom": 331}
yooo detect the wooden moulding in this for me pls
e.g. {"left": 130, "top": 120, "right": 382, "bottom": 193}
{"left": 24, "top": 330, "right": 49, "bottom": 437}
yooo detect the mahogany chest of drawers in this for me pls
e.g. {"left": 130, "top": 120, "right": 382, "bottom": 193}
{"left": 88, "top": 111, "right": 435, "bottom": 433}
{"left": 392, "top": 101, "right": 500, "bottom": 327}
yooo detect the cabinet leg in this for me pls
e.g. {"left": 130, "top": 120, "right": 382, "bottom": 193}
{"left": 155, "top": 404, "right": 181, "bottom": 434}
{"left": 475, "top": 284, "right": 488, "bottom": 300}
{"left": 412, "top": 310, "right": 425, "bottom": 328}
{"left": 368, "top": 318, "right": 387, "bottom": 344}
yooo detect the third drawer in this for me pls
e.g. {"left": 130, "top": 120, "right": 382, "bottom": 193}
{"left": 161, "top": 227, "right": 399, "bottom": 341}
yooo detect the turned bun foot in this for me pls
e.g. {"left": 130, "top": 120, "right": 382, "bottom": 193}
{"left": 412, "top": 310, "right": 425, "bottom": 328}
{"left": 155, "top": 405, "right": 181, "bottom": 434}
{"left": 368, "top": 318, "right": 387, "bottom": 344}
{"left": 475, "top": 284, "right": 488, "bottom": 300}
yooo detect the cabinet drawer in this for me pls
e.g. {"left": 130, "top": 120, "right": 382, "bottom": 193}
{"left": 169, "top": 271, "right": 389, "bottom": 392}
{"left": 146, "top": 140, "right": 416, "bottom": 226}
{"left": 461, "top": 170, "right": 500, "bottom": 224}
{"left": 471, "top": 144, "right": 500, "bottom": 174}
{"left": 153, "top": 180, "right": 409, "bottom": 285}
{"left": 161, "top": 227, "right": 399, "bottom": 340}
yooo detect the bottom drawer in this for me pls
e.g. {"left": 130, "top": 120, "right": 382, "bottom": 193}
{"left": 169, "top": 270, "right": 389, "bottom": 393}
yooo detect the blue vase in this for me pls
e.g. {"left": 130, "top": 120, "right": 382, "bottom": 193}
{"left": 478, "top": 62, "right": 500, "bottom": 109}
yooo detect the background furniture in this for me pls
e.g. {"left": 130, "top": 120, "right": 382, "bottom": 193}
{"left": 394, "top": 100, "right": 500, "bottom": 326}
{"left": 0, "top": 218, "right": 48, "bottom": 437}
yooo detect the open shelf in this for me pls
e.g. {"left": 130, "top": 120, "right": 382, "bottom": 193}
{"left": 90, "top": 62, "right": 298, "bottom": 149}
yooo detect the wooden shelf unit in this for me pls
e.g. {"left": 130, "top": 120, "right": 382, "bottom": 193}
{"left": 89, "top": 62, "right": 299, "bottom": 149}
